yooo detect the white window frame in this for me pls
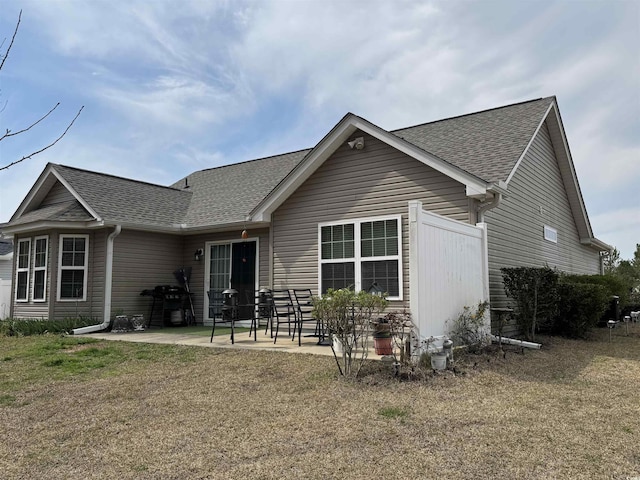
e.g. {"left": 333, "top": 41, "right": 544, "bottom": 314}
{"left": 32, "top": 235, "right": 49, "bottom": 302}
{"left": 318, "top": 215, "right": 403, "bottom": 300}
{"left": 57, "top": 234, "right": 89, "bottom": 302}
{"left": 544, "top": 225, "right": 558, "bottom": 244}
{"left": 15, "top": 238, "right": 31, "bottom": 303}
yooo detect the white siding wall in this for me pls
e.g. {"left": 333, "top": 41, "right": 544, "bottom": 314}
{"left": 272, "top": 131, "right": 470, "bottom": 304}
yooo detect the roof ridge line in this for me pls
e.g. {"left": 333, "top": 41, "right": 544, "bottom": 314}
{"left": 391, "top": 97, "right": 552, "bottom": 132}
{"left": 52, "top": 163, "right": 189, "bottom": 193}
{"left": 195, "top": 147, "right": 312, "bottom": 174}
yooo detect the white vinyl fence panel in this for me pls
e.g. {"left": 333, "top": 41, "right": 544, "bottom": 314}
{"left": 0, "top": 279, "right": 11, "bottom": 319}
{"left": 408, "top": 200, "right": 489, "bottom": 343}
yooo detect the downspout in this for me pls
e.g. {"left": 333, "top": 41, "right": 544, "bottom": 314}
{"left": 476, "top": 192, "right": 503, "bottom": 223}
{"left": 72, "top": 225, "right": 121, "bottom": 334}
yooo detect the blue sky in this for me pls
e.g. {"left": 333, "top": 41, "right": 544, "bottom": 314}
{"left": 0, "top": 0, "right": 638, "bottom": 259}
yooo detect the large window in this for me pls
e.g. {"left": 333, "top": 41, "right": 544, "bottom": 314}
{"left": 58, "top": 235, "right": 89, "bottom": 301}
{"left": 33, "top": 236, "right": 48, "bottom": 302}
{"left": 319, "top": 216, "right": 402, "bottom": 299}
{"left": 15, "top": 239, "right": 31, "bottom": 302}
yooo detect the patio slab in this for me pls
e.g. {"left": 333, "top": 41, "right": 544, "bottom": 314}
{"left": 84, "top": 327, "right": 380, "bottom": 358}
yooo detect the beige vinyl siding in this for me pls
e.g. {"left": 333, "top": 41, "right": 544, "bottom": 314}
{"left": 110, "top": 230, "right": 183, "bottom": 322}
{"left": 183, "top": 228, "right": 270, "bottom": 324}
{"left": 272, "top": 131, "right": 469, "bottom": 304}
{"left": 40, "top": 181, "right": 75, "bottom": 206}
{"left": 484, "top": 121, "right": 601, "bottom": 332}
{"left": 51, "top": 230, "right": 106, "bottom": 321}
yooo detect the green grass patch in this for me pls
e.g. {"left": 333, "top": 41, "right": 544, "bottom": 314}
{"left": 378, "top": 406, "right": 410, "bottom": 419}
{"left": 0, "top": 394, "right": 16, "bottom": 406}
{"left": 0, "top": 334, "right": 212, "bottom": 396}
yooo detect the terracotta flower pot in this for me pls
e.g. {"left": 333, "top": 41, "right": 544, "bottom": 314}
{"left": 373, "top": 336, "right": 393, "bottom": 355}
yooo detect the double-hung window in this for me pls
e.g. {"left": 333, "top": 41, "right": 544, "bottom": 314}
{"left": 15, "top": 239, "right": 31, "bottom": 302}
{"left": 319, "top": 216, "right": 402, "bottom": 299}
{"left": 33, "top": 236, "right": 48, "bottom": 301}
{"left": 58, "top": 235, "right": 88, "bottom": 301}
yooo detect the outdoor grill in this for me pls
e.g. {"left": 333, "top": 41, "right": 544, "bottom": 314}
{"left": 140, "top": 285, "right": 191, "bottom": 327}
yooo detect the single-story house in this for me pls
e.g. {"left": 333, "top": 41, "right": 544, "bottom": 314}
{"left": 2, "top": 96, "right": 609, "bottom": 337}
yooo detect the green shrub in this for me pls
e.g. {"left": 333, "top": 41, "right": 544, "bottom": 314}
{"left": 0, "top": 317, "right": 96, "bottom": 336}
{"left": 554, "top": 282, "right": 608, "bottom": 338}
{"left": 501, "top": 267, "right": 559, "bottom": 341}
{"left": 561, "top": 274, "right": 631, "bottom": 308}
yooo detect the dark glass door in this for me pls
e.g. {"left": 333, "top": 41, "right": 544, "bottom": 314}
{"left": 231, "top": 241, "right": 256, "bottom": 320}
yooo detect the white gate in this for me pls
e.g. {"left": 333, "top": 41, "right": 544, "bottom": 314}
{"left": 408, "top": 200, "right": 489, "bottom": 342}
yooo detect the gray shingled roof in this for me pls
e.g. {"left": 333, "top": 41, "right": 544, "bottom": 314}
{"left": 10, "top": 200, "right": 94, "bottom": 226}
{"left": 52, "top": 165, "right": 192, "bottom": 227}
{"left": 393, "top": 97, "right": 554, "bottom": 183}
{"left": 170, "top": 149, "right": 309, "bottom": 227}
{"left": 0, "top": 239, "right": 12, "bottom": 256}
{"left": 11, "top": 98, "right": 554, "bottom": 230}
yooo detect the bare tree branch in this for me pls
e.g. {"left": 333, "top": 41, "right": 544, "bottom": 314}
{"left": 0, "top": 106, "right": 84, "bottom": 172}
{"left": 0, "top": 9, "right": 21, "bottom": 72}
{"left": 0, "top": 103, "right": 60, "bottom": 142}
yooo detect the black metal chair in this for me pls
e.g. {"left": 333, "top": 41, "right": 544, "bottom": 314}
{"left": 244, "top": 290, "right": 262, "bottom": 342}
{"left": 293, "top": 289, "right": 325, "bottom": 345}
{"left": 272, "top": 289, "right": 298, "bottom": 345}
{"left": 207, "top": 288, "right": 225, "bottom": 343}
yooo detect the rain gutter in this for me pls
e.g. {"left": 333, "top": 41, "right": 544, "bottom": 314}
{"left": 72, "top": 225, "right": 122, "bottom": 334}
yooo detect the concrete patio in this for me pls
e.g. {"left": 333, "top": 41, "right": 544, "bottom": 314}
{"left": 84, "top": 326, "right": 380, "bottom": 358}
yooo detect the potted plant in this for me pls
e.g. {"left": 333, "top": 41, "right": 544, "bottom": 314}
{"left": 372, "top": 318, "right": 393, "bottom": 355}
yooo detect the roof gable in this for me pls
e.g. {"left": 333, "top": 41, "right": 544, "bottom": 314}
{"left": 10, "top": 164, "right": 192, "bottom": 231}
{"left": 251, "top": 113, "right": 498, "bottom": 221}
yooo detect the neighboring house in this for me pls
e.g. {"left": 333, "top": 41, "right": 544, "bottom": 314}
{"left": 0, "top": 237, "right": 13, "bottom": 318}
{"left": 1, "top": 96, "right": 609, "bottom": 336}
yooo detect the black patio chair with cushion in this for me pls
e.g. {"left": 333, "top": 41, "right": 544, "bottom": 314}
{"left": 271, "top": 289, "right": 298, "bottom": 345}
{"left": 293, "top": 289, "right": 325, "bottom": 345}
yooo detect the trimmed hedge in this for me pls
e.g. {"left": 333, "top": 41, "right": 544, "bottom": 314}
{"left": 561, "top": 274, "right": 631, "bottom": 308}
{"left": 554, "top": 282, "right": 608, "bottom": 338}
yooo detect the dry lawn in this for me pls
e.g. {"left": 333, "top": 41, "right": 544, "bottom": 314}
{"left": 1, "top": 327, "right": 639, "bottom": 480}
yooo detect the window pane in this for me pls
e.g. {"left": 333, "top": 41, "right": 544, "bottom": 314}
{"left": 387, "top": 237, "right": 398, "bottom": 256}
{"left": 321, "top": 262, "right": 355, "bottom": 293}
{"left": 34, "top": 270, "right": 45, "bottom": 300}
{"left": 361, "top": 219, "right": 398, "bottom": 257}
{"left": 344, "top": 224, "right": 354, "bottom": 241}
{"left": 75, "top": 238, "right": 86, "bottom": 251}
{"left": 321, "top": 224, "right": 354, "bottom": 260}
{"left": 321, "top": 226, "right": 331, "bottom": 243}
{"left": 62, "top": 238, "right": 74, "bottom": 251}
{"left": 373, "top": 238, "right": 386, "bottom": 256}
{"left": 16, "top": 271, "right": 28, "bottom": 300}
{"left": 361, "top": 260, "right": 399, "bottom": 297}
{"left": 73, "top": 252, "right": 85, "bottom": 266}
{"left": 361, "top": 222, "right": 372, "bottom": 240}
{"left": 60, "top": 270, "right": 84, "bottom": 299}
{"left": 18, "top": 241, "right": 30, "bottom": 269}
{"left": 35, "top": 239, "right": 47, "bottom": 268}
{"left": 62, "top": 253, "right": 74, "bottom": 267}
